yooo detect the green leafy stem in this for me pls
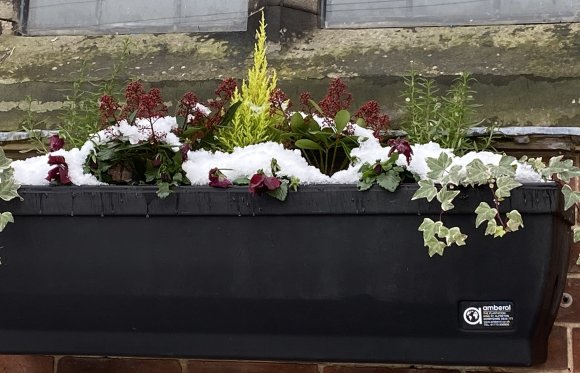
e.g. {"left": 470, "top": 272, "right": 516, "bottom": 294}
{"left": 411, "top": 153, "right": 580, "bottom": 257}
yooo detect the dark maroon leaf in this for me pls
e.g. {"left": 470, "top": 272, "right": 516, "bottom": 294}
{"left": 48, "top": 134, "right": 65, "bottom": 152}
{"left": 263, "top": 176, "right": 281, "bottom": 191}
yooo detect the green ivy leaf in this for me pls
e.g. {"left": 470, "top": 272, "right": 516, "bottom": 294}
{"left": 0, "top": 148, "right": 12, "bottom": 171}
{"left": 485, "top": 220, "right": 499, "bottom": 236}
{"left": 437, "top": 185, "right": 460, "bottom": 211}
{"left": 267, "top": 180, "right": 289, "bottom": 201}
{"left": 446, "top": 226, "right": 467, "bottom": 246}
{"left": 546, "top": 156, "right": 580, "bottom": 182}
{"left": 418, "top": 218, "right": 441, "bottom": 241}
{"left": 506, "top": 210, "right": 524, "bottom": 232}
{"left": 465, "top": 159, "right": 491, "bottom": 186}
{"left": 493, "top": 225, "right": 506, "bottom": 238}
{"left": 491, "top": 155, "right": 517, "bottom": 177}
{"left": 376, "top": 170, "right": 401, "bottom": 192}
{"left": 562, "top": 184, "right": 580, "bottom": 210}
{"left": 441, "top": 165, "right": 462, "bottom": 186}
{"left": 426, "top": 238, "right": 446, "bottom": 257}
{"left": 0, "top": 172, "right": 21, "bottom": 202}
{"left": 426, "top": 152, "right": 452, "bottom": 180}
{"left": 412, "top": 179, "right": 437, "bottom": 202}
{"left": 474, "top": 202, "right": 497, "bottom": 228}
{"left": 494, "top": 176, "right": 522, "bottom": 200}
{"left": 0, "top": 211, "right": 13, "bottom": 232}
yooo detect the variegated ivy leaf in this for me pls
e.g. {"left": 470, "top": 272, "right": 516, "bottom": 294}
{"left": 426, "top": 237, "right": 446, "bottom": 257}
{"left": 525, "top": 157, "right": 546, "bottom": 172}
{"left": 418, "top": 218, "right": 442, "bottom": 241}
{"left": 437, "top": 185, "right": 460, "bottom": 211}
{"left": 562, "top": 184, "right": 580, "bottom": 210}
{"left": 574, "top": 227, "right": 580, "bottom": 243}
{"left": 426, "top": 152, "right": 452, "bottom": 180}
{"left": 474, "top": 202, "right": 497, "bottom": 228}
{"left": 446, "top": 227, "right": 468, "bottom": 246}
{"left": 0, "top": 148, "right": 11, "bottom": 171}
{"left": 506, "top": 210, "right": 524, "bottom": 232}
{"left": 419, "top": 218, "right": 466, "bottom": 256}
{"left": 0, "top": 166, "right": 20, "bottom": 202}
{"left": 412, "top": 179, "right": 437, "bottom": 202}
{"left": 494, "top": 176, "right": 522, "bottom": 201}
{"left": 418, "top": 219, "right": 446, "bottom": 257}
{"left": 464, "top": 159, "right": 491, "bottom": 186}
{"left": 485, "top": 220, "right": 506, "bottom": 237}
{"left": 545, "top": 156, "right": 580, "bottom": 183}
{"left": 485, "top": 220, "right": 498, "bottom": 236}
{"left": 441, "top": 165, "right": 462, "bottom": 186}
{"left": 490, "top": 155, "right": 517, "bottom": 178}
{"left": 0, "top": 212, "right": 13, "bottom": 232}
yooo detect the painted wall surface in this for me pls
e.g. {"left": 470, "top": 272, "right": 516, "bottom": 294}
{"left": 325, "top": 0, "right": 580, "bottom": 27}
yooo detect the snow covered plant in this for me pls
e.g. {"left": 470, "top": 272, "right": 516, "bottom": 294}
{"left": 409, "top": 152, "right": 580, "bottom": 257}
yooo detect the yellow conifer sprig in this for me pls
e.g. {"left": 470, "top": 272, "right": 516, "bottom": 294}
{"left": 217, "top": 12, "right": 278, "bottom": 151}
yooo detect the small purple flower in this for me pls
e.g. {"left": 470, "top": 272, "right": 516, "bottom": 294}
{"left": 48, "top": 134, "right": 65, "bottom": 152}
{"left": 208, "top": 168, "right": 232, "bottom": 188}
{"left": 46, "top": 155, "right": 71, "bottom": 185}
{"left": 388, "top": 138, "right": 413, "bottom": 165}
{"left": 249, "top": 172, "right": 281, "bottom": 196}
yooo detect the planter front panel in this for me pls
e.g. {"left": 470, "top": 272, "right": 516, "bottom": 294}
{"left": 0, "top": 185, "right": 569, "bottom": 366}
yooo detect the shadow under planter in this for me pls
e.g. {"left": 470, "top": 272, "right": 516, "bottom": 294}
{"left": 0, "top": 184, "right": 571, "bottom": 366}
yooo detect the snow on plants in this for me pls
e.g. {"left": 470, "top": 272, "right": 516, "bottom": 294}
{"left": 11, "top": 115, "right": 543, "bottom": 187}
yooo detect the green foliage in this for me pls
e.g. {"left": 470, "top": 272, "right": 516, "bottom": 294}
{"left": 58, "top": 39, "right": 132, "bottom": 149}
{"left": 401, "top": 71, "right": 494, "bottom": 155}
{"left": 0, "top": 148, "right": 20, "bottom": 232}
{"left": 411, "top": 153, "right": 580, "bottom": 256}
{"left": 418, "top": 218, "right": 467, "bottom": 257}
{"left": 216, "top": 12, "right": 278, "bottom": 151}
{"left": 358, "top": 153, "right": 414, "bottom": 192}
{"left": 87, "top": 141, "right": 188, "bottom": 199}
{"left": 280, "top": 110, "right": 360, "bottom": 176}
{"left": 19, "top": 96, "right": 49, "bottom": 154}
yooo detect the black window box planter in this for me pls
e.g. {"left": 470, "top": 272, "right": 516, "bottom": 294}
{"left": 0, "top": 184, "right": 571, "bottom": 366}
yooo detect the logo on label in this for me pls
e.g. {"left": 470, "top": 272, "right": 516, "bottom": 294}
{"left": 463, "top": 307, "right": 482, "bottom": 325}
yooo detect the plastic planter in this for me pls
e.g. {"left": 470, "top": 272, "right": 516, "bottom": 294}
{"left": 0, "top": 184, "right": 570, "bottom": 365}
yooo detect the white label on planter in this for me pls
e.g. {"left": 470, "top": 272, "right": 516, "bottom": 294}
{"left": 460, "top": 301, "right": 514, "bottom": 329}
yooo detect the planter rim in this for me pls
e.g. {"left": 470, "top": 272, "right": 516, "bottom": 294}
{"left": 6, "top": 182, "right": 566, "bottom": 218}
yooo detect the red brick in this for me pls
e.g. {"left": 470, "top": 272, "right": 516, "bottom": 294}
{"left": 571, "top": 328, "right": 580, "bottom": 371}
{"left": 186, "top": 360, "right": 317, "bottom": 373}
{"left": 322, "top": 367, "right": 458, "bottom": 373}
{"left": 0, "top": 355, "right": 53, "bottom": 373}
{"left": 57, "top": 356, "right": 181, "bottom": 373}
{"left": 531, "top": 325, "right": 568, "bottom": 371}
{"left": 556, "top": 278, "right": 580, "bottom": 323}
{"left": 569, "top": 242, "right": 580, "bottom": 273}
